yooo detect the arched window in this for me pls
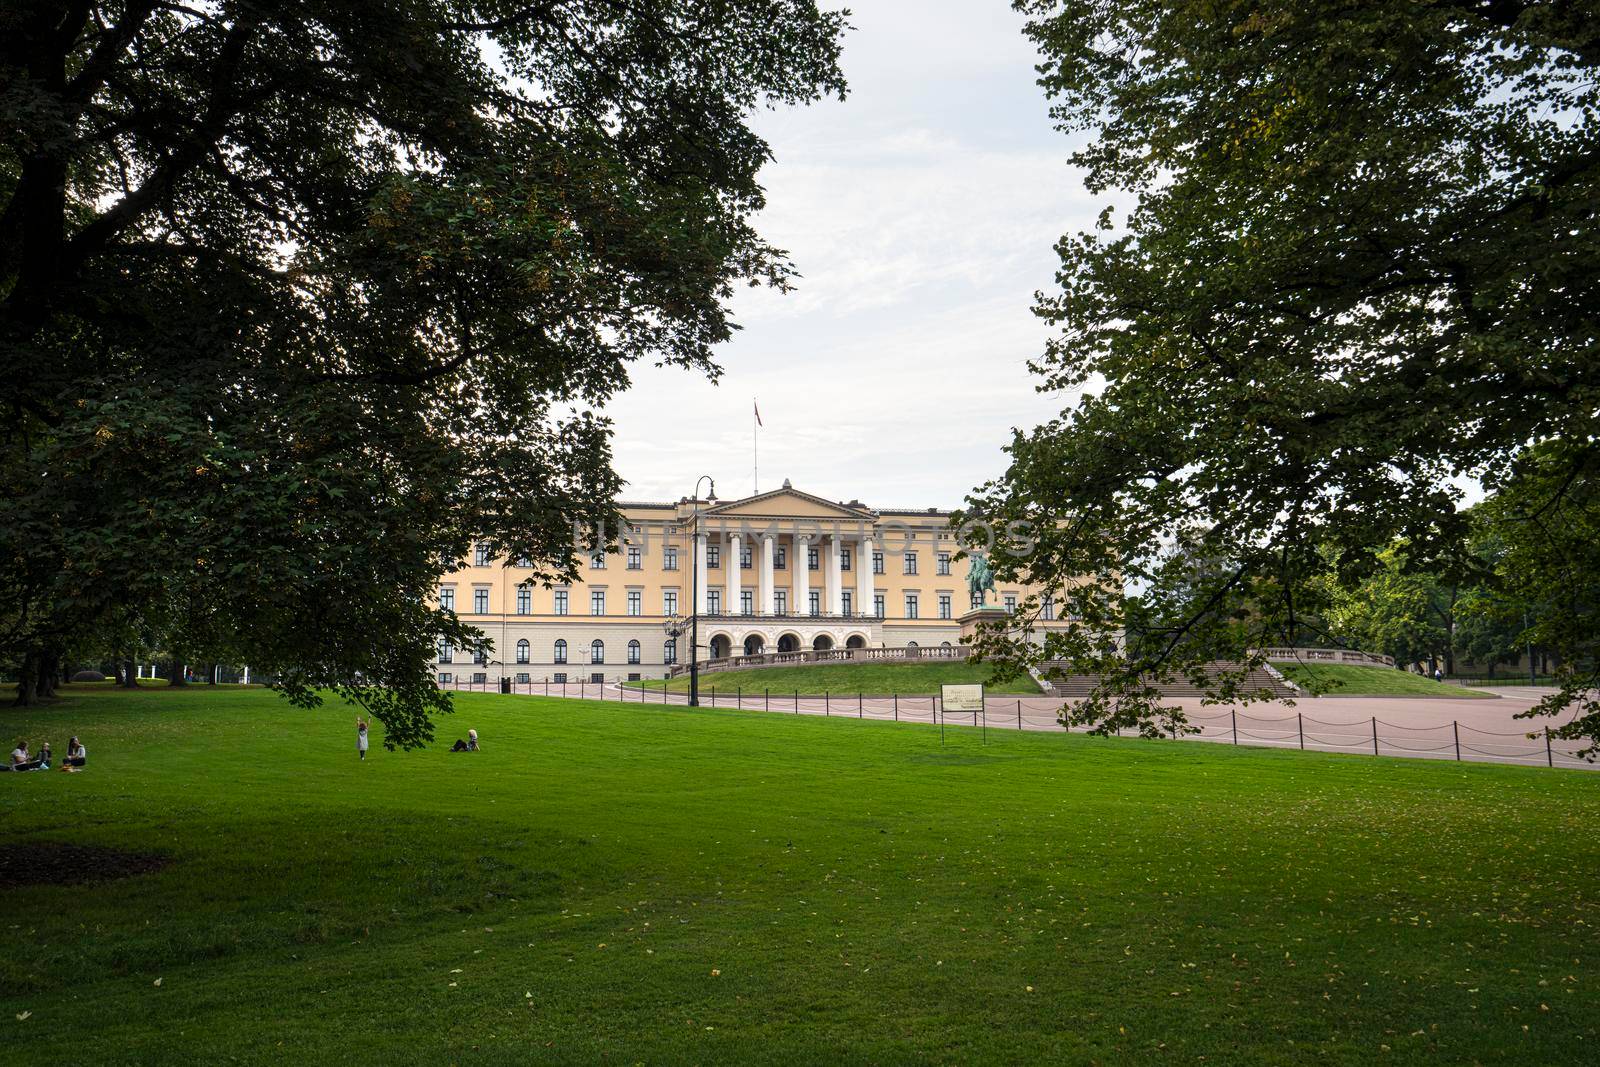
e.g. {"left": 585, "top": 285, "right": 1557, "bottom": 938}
{"left": 554, "top": 639, "right": 567, "bottom": 664}
{"left": 664, "top": 638, "right": 677, "bottom": 665}
{"left": 591, "top": 639, "right": 605, "bottom": 664}
{"left": 905, "top": 641, "right": 918, "bottom": 650}
{"left": 940, "top": 641, "right": 952, "bottom": 648}
{"left": 627, "top": 639, "right": 641, "bottom": 664}
{"left": 515, "top": 639, "right": 530, "bottom": 664}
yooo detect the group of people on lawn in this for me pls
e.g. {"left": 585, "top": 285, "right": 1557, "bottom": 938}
{"left": 7, "top": 736, "right": 86, "bottom": 772}
{"left": 354, "top": 718, "right": 479, "bottom": 759}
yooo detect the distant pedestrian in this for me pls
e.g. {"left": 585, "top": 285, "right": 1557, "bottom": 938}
{"left": 1433, "top": 666, "right": 1443, "bottom": 684}
{"left": 356, "top": 717, "right": 369, "bottom": 761}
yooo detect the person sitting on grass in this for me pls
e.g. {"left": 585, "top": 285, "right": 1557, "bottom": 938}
{"left": 37, "top": 741, "right": 50, "bottom": 769}
{"left": 8, "top": 740, "right": 27, "bottom": 770}
{"left": 62, "top": 737, "right": 86, "bottom": 770}
{"left": 467, "top": 729, "right": 479, "bottom": 751}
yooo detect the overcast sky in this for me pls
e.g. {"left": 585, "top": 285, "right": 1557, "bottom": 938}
{"left": 600, "top": 0, "right": 1103, "bottom": 509}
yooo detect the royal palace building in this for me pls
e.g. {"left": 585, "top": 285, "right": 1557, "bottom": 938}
{"left": 435, "top": 482, "right": 1073, "bottom": 685}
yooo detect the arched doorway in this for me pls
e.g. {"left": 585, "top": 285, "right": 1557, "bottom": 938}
{"left": 777, "top": 633, "right": 801, "bottom": 653}
{"left": 743, "top": 634, "right": 766, "bottom": 656}
{"left": 812, "top": 634, "right": 834, "bottom": 651}
{"left": 845, "top": 634, "right": 867, "bottom": 649}
{"left": 709, "top": 634, "right": 732, "bottom": 659}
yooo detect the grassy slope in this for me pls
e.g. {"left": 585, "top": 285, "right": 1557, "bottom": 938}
{"left": 2, "top": 686, "right": 1597, "bottom": 1065}
{"left": 627, "top": 659, "right": 1042, "bottom": 695}
{"left": 1275, "top": 663, "right": 1494, "bottom": 698}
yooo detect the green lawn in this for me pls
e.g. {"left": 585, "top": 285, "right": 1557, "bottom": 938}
{"left": 627, "top": 659, "right": 1043, "bottom": 695}
{"left": 3, "top": 685, "right": 1598, "bottom": 1064}
{"left": 1274, "top": 662, "right": 1495, "bottom": 698}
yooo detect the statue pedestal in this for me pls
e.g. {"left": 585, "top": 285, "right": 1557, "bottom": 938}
{"left": 957, "top": 606, "right": 1013, "bottom": 644}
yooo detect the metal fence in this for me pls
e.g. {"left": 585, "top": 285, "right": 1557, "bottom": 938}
{"left": 436, "top": 679, "right": 1596, "bottom": 771}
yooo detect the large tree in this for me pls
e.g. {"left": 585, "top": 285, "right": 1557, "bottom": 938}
{"left": 0, "top": 1, "right": 847, "bottom": 741}
{"left": 967, "top": 1, "right": 1598, "bottom": 742}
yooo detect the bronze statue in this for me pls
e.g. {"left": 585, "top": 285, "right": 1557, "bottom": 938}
{"left": 967, "top": 552, "right": 996, "bottom": 606}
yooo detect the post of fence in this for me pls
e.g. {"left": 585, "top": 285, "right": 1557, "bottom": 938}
{"left": 765, "top": 688, "right": 770, "bottom": 712}
{"left": 894, "top": 693, "right": 899, "bottom": 721}
{"left": 545, "top": 679, "right": 549, "bottom": 696}
{"left": 858, "top": 692, "right": 863, "bottom": 718}
{"left": 1297, "top": 712, "right": 1304, "bottom": 750}
{"left": 711, "top": 686, "right": 716, "bottom": 707}
{"left": 794, "top": 690, "right": 799, "bottom": 714}
{"left": 825, "top": 691, "right": 830, "bottom": 716}
{"left": 1371, "top": 716, "right": 1379, "bottom": 756}
{"left": 1547, "top": 729, "right": 1554, "bottom": 767}
{"left": 1454, "top": 721, "right": 1460, "bottom": 761}
{"left": 1231, "top": 708, "right": 1238, "bottom": 745}
{"left": 1017, "top": 699, "right": 1022, "bottom": 730}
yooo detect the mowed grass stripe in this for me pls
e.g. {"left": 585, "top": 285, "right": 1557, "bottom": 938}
{"left": 1, "top": 685, "right": 1597, "bottom": 1065}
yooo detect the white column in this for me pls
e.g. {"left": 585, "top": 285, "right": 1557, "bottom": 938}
{"left": 727, "top": 532, "right": 742, "bottom": 615}
{"left": 828, "top": 534, "right": 844, "bottom": 615}
{"left": 242, "top": 665, "right": 250, "bottom": 684}
{"left": 695, "top": 533, "right": 709, "bottom": 614}
{"left": 760, "top": 535, "right": 775, "bottom": 615}
{"left": 857, "top": 537, "right": 874, "bottom": 618}
{"left": 794, "top": 536, "right": 810, "bottom": 615}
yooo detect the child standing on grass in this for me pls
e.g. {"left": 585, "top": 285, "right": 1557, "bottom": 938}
{"left": 357, "top": 717, "right": 369, "bottom": 761}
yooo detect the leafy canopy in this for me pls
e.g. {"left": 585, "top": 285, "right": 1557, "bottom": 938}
{"left": 0, "top": 1, "right": 847, "bottom": 740}
{"left": 966, "top": 1, "right": 1599, "bottom": 739}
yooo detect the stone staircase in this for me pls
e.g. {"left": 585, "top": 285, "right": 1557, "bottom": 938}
{"left": 1038, "top": 661, "right": 1296, "bottom": 700}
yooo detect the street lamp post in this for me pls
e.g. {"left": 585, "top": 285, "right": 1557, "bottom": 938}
{"left": 690, "top": 475, "right": 714, "bottom": 707}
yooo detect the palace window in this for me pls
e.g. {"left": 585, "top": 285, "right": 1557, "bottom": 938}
{"left": 774, "top": 591, "right": 787, "bottom": 614}
{"left": 591, "top": 590, "right": 606, "bottom": 615}
{"left": 840, "top": 548, "right": 852, "bottom": 571}
{"left": 775, "top": 546, "right": 787, "bottom": 569}
{"left": 437, "top": 673, "right": 452, "bottom": 685}
{"left": 1004, "top": 594, "right": 1017, "bottom": 614}
{"left": 971, "top": 591, "right": 983, "bottom": 609}
{"left": 873, "top": 593, "right": 885, "bottom": 618}
{"left": 628, "top": 640, "right": 641, "bottom": 665}
{"left": 437, "top": 639, "right": 453, "bottom": 664}
{"left": 554, "top": 639, "right": 567, "bottom": 664}
{"left": 807, "top": 547, "right": 819, "bottom": 571}
{"left": 473, "top": 588, "right": 490, "bottom": 613}
{"left": 516, "top": 587, "right": 531, "bottom": 615}
{"left": 515, "top": 639, "right": 530, "bottom": 664}
{"left": 591, "top": 639, "right": 605, "bottom": 664}
{"left": 740, "top": 590, "right": 754, "bottom": 615}
{"left": 808, "top": 591, "right": 820, "bottom": 617}
{"left": 872, "top": 552, "right": 884, "bottom": 575}
{"left": 515, "top": 672, "right": 530, "bottom": 684}
{"left": 937, "top": 552, "right": 951, "bottom": 576}
{"left": 1042, "top": 595, "right": 1056, "bottom": 621}
{"left": 627, "top": 591, "right": 642, "bottom": 616}
{"left": 664, "top": 546, "right": 679, "bottom": 571}
{"left": 664, "top": 638, "right": 677, "bottom": 665}
{"left": 474, "top": 543, "right": 491, "bottom": 566}
{"left": 553, "top": 672, "right": 567, "bottom": 683}
{"left": 663, "top": 590, "right": 678, "bottom": 615}
{"left": 903, "top": 552, "right": 918, "bottom": 576}
{"left": 707, "top": 545, "right": 721, "bottom": 569}
{"left": 554, "top": 590, "right": 569, "bottom": 616}
{"left": 439, "top": 587, "right": 455, "bottom": 611}
{"left": 708, "top": 589, "right": 721, "bottom": 614}
{"left": 904, "top": 594, "right": 919, "bottom": 619}
{"left": 590, "top": 672, "right": 604, "bottom": 684}
{"left": 842, "top": 591, "right": 853, "bottom": 615}
{"left": 938, "top": 594, "right": 952, "bottom": 620}
{"left": 472, "top": 673, "right": 487, "bottom": 684}
{"left": 740, "top": 545, "right": 753, "bottom": 568}
{"left": 590, "top": 551, "right": 606, "bottom": 569}
{"left": 515, "top": 554, "right": 531, "bottom": 567}
{"left": 473, "top": 645, "right": 488, "bottom": 665}
{"left": 627, "top": 547, "right": 642, "bottom": 569}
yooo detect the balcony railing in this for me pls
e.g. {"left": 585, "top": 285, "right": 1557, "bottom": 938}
{"left": 667, "top": 643, "right": 968, "bottom": 678}
{"left": 695, "top": 609, "right": 880, "bottom": 621}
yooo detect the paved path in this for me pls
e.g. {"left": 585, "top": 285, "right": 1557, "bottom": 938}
{"left": 480, "top": 680, "right": 1596, "bottom": 771}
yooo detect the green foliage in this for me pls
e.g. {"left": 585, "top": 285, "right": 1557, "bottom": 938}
{"left": 0, "top": 2, "right": 847, "bottom": 740}
{"left": 4, "top": 685, "right": 1599, "bottom": 1062}
{"left": 972, "top": 1, "right": 1600, "bottom": 740}
{"left": 1271, "top": 662, "right": 1491, "bottom": 698}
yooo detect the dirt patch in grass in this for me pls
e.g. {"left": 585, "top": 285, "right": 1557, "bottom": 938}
{"left": 0, "top": 842, "right": 169, "bottom": 888}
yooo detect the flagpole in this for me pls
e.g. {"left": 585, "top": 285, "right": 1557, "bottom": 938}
{"left": 753, "top": 397, "right": 759, "bottom": 495}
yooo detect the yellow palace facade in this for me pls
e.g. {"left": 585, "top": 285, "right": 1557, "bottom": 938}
{"left": 435, "top": 482, "right": 1073, "bottom": 685}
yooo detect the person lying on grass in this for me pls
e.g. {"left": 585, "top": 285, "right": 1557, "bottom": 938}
{"left": 450, "top": 730, "right": 480, "bottom": 753}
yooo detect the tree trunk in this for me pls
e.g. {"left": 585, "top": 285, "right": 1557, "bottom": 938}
{"left": 167, "top": 659, "right": 187, "bottom": 687}
{"left": 12, "top": 652, "right": 38, "bottom": 706}
{"left": 207, "top": 662, "right": 217, "bottom": 684}
{"left": 38, "top": 648, "right": 59, "bottom": 698}
{"left": 122, "top": 657, "right": 138, "bottom": 687}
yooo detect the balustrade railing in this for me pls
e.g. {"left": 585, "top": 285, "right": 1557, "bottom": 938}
{"left": 668, "top": 643, "right": 969, "bottom": 678}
